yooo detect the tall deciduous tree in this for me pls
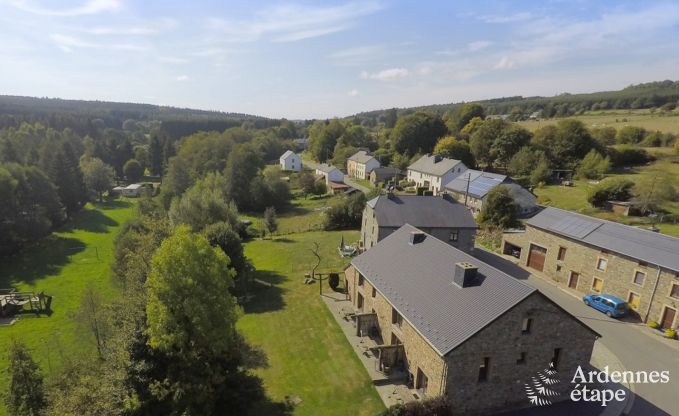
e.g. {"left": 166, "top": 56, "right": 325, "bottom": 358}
{"left": 123, "top": 159, "right": 143, "bottom": 183}
{"left": 479, "top": 186, "right": 518, "bottom": 229}
{"left": 391, "top": 112, "right": 447, "bottom": 155}
{"left": 433, "top": 136, "right": 476, "bottom": 168}
{"left": 5, "top": 341, "right": 46, "bottom": 416}
{"left": 263, "top": 206, "right": 278, "bottom": 237}
{"left": 145, "top": 227, "right": 242, "bottom": 414}
{"left": 81, "top": 157, "right": 115, "bottom": 202}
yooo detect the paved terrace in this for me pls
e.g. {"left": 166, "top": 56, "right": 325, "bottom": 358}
{"left": 321, "top": 289, "right": 418, "bottom": 408}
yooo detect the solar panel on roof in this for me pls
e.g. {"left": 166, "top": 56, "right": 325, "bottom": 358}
{"left": 550, "top": 216, "right": 602, "bottom": 239}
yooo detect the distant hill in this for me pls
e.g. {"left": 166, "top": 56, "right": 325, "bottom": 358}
{"left": 0, "top": 95, "right": 279, "bottom": 139}
{"left": 350, "top": 80, "right": 679, "bottom": 125}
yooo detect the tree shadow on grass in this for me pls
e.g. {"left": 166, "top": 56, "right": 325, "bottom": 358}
{"left": 60, "top": 208, "right": 119, "bottom": 234}
{"left": 92, "top": 199, "right": 133, "bottom": 210}
{"left": 0, "top": 236, "right": 85, "bottom": 287}
{"left": 242, "top": 271, "right": 287, "bottom": 314}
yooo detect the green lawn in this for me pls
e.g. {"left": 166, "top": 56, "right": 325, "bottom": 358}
{"left": 240, "top": 231, "right": 384, "bottom": 416}
{"left": 243, "top": 194, "right": 339, "bottom": 236}
{"left": 534, "top": 151, "right": 679, "bottom": 237}
{"left": 0, "top": 200, "right": 137, "bottom": 414}
{"left": 518, "top": 109, "right": 679, "bottom": 134}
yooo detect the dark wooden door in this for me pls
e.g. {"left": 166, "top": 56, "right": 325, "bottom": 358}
{"left": 661, "top": 307, "right": 676, "bottom": 329}
{"left": 568, "top": 272, "right": 580, "bottom": 289}
{"left": 416, "top": 368, "right": 428, "bottom": 394}
{"left": 527, "top": 244, "right": 547, "bottom": 272}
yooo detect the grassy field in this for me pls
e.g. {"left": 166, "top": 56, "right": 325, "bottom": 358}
{"left": 518, "top": 109, "right": 679, "bottom": 134}
{"left": 240, "top": 230, "right": 384, "bottom": 416}
{"left": 0, "top": 200, "right": 136, "bottom": 413}
{"left": 534, "top": 148, "right": 679, "bottom": 237}
{"left": 242, "top": 194, "right": 339, "bottom": 236}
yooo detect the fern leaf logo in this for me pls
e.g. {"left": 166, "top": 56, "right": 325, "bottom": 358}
{"left": 524, "top": 362, "right": 561, "bottom": 406}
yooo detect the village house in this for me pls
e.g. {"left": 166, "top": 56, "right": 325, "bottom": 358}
{"left": 315, "top": 163, "right": 344, "bottom": 184}
{"left": 347, "top": 150, "right": 380, "bottom": 180}
{"left": 444, "top": 170, "right": 538, "bottom": 217}
{"left": 369, "top": 167, "right": 402, "bottom": 186}
{"left": 406, "top": 154, "right": 467, "bottom": 194}
{"left": 346, "top": 225, "right": 599, "bottom": 415}
{"left": 279, "top": 150, "right": 301, "bottom": 172}
{"left": 361, "top": 193, "right": 476, "bottom": 253}
{"left": 503, "top": 207, "right": 679, "bottom": 330}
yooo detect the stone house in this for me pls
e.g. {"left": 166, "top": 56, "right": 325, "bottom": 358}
{"left": 444, "top": 170, "right": 537, "bottom": 217}
{"left": 346, "top": 225, "right": 599, "bottom": 415}
{"left": 347, "top": 150, "right": 380, "bottom": 180}
{"left": 406, "top": 154, "right": 467, "bottom": 194}
{"left": 279, "top": 150, "right": 301, "bottom": 172}
{"left": 360, "top": 193, "right": 476, "bottom": 253}
{"left": 503, "top": 207, "right": 679, "bottom": 330}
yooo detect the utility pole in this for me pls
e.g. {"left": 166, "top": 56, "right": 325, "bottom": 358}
{"left": 464, "top": 173, "right": 471, "bottom": 207}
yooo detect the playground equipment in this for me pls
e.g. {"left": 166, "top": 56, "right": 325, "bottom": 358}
{"left": 0, "top": 288, "right": 52, "bottom": 318}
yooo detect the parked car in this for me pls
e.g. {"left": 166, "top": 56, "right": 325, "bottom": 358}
{"left": 582, "top": 294, "right": 628, "bottom": 318}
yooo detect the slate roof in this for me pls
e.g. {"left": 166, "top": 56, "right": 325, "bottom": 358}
{"left": 367, "top": 194, "right": 477, "bottom": 229}
{"left": 528, "top": 207, "right": 679, "bottom": 272}
{"left": 351, "top": 224, "right": 536, "bottom": 355}
{"left": 280, "top": 150, "right": 296, "bottom": 159}
{"left": 408, "top": 154, "right": 464, "bottom": 177}
{"left": 445, "top": 170, "right": 507, "bottom": 199}
{"left": 348, "top": 150, "right": 377, "bottom": 165}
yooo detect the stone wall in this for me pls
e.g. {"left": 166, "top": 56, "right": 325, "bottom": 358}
{"left": 346, "top": 265, "right": 598, "bottom": 414}
{"left": 503, "top": 226, "right": 679, "bottom": 328}
{"left": 345, "top": 265, "right": 447, "bottom": 396}
{"left": 446, "top": 292, "right": 597, "bottom": 415}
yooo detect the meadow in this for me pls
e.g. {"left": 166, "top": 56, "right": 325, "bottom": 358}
{"left": 518, "top": 109, "right": 679, "bottom": 134}
{"left": 0, "top": 200, "right": 136, "bottom": 415}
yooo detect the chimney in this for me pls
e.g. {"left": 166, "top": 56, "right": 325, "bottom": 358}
{"left": 453, "top": 262, "right": 478, "bottom": 288}
{"left": 409, "top": 231, "right": 425, "bottom": 245}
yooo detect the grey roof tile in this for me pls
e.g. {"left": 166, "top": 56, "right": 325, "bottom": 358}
{"left": 348, "top": 150, "right": 378, "bottom": 164}
{"left": 408, "top": 154, "right": 464, "bottom": 177}
{"left": 351, "top": 224, "right": 536, "bottom": 355}
{"left": 368, "top": 194, "right": 477, "bottom": 228}
{"left": 528, "top": 207, "right": 679, "bottom": 272}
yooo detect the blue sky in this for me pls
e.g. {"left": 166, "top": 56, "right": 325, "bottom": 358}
{"left": 1, "top": 0, "right": 679, "bottom": 119}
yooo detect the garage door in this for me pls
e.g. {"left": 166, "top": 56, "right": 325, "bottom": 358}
{"left": 527, "top": 244, "right": 547, "bottom": 272}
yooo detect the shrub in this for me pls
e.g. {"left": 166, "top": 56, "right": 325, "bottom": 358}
{"left": 587, "top": 178, "right": 634, "bottom": 208}
{"left": 328, "top": 273, "right": 340, "bottom": 290}
{"left": 379, "top": 396, "right": 453, "bottom": 416}
{"left": 324, "top": 192, "right": 367, "bottom": 230}
{"left": 479, "top": 186, "right": 518, "bottom": 229}
{"left": 576, "top": 150, "right": 610, "bottom": 180}
{"left": 608, "top": 145, "right": 653, "bottom": 167}
{"left": 616, "top": 126, "right": 647, "bottom": 144}
{"left": 648, "top": 321, "right": 660, "bottom": 329}
{"left": 665, "top": 329, "right": 677, "bottom": 339}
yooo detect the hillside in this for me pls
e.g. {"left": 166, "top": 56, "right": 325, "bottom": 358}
{"left": 351, "top": 80, "right": 679, "bottom": 125}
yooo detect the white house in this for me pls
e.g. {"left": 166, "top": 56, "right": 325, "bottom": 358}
{"left": 280, "top": 150, "right": 301, "bottom": 172}
{"left": 315, "top": 163, "right": 344, "bottom": 185}
{"left": 121, "top": 183, "right": 145, "bottom": 197}
{"left": 346, "top": 150, "right": 380, "bottom": 180}
{"left": 407, "top": 154, "right": 467, "bottom": 194}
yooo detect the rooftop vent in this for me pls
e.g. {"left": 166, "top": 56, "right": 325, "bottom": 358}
{"left": 453, "top": 262, "right": 478, "bottom": 288}
{"left": 409, "top": 231, "right": 426, "bottom": 245}
{"left": 434, "top": 155, "right": 443, "bottom": 163}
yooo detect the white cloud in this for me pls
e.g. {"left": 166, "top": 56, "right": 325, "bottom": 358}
{"left": 361, "top": 67, "right": 410, "bottom": 81}
{"left": 83, "top": 18, "right": 177, "bottom": 36}
{"left": 49, "top": 33, "right": 148, "bottom": 53}
{"left": 207, "top": 1, "right": 384, "bottom": 43}
{"left": 493, "top": 56, "right": 516, "bottom": 70}
{"left": 467, "top": 40, "right": 493, "bottom": 51}
{"left": 347, "top": 89, "right": 359, "bottom": 97}
{"left": 175, "top": 75, "right": 189, "bottom": 82}
{"left": 6, "top": 0, "right": 122, "bottom": 16}
{"left": 159, "top": 56, "right": 188, "bottom": 64}
{"left": 479, "top": 12, "right": 534, "bottom": 24}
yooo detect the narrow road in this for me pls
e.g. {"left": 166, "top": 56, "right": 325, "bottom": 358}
{"left": 301, "top": 159, "right": 371, "bottom": 194}
{"left": 475, "top": 247, "right": 677, "bottom": 416}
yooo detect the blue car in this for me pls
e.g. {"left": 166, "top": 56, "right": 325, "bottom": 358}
{"left": 583, "top": 294, "right": 628, "bottom": 318}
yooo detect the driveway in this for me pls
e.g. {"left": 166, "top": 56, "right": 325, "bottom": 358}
{"left": 475, "top": 247, "right": 676, "bottom": 416}
{"left": 301, "top": 160, "right": 371, "bottom": 194}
